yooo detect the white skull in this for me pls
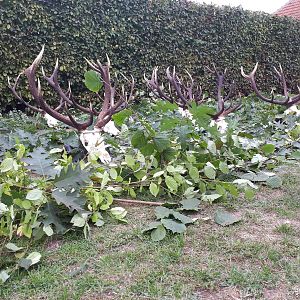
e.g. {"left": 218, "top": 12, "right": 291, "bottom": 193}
{"left": 284, "top": 105, "right": 300, "bottom": 116}
{"left": 102, "top": 120, "right": 120, "bottom": 136}
{"left": 80, "top": 129, "right": 111, "bottom": 164}
{"left": 44, "top": 113, "right": 59, "bottom": 127}
{"left": 210, "top": 117, "right": 228, "bottom": 134}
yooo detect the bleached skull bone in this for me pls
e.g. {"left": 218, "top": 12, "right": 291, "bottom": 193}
{"left": 284, "top": 105, "right": 300, "bottom": 116}
{"left": 102, "top": 120, "right": 120, "bottom": 135}
{"left": 177, "top": 107, "right": 193, "bottom": 119}
{"left": 44, "top": 113, "right": 59, "bottom": 127}
{"left": 210, "top": 117, "right": 228, "bottom": 134}
{"left": 79, "top": 129, "right": 111, "bottom": 164}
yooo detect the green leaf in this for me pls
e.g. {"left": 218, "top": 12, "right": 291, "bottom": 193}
{"left": 219, "top": 161, "right": 229, "bottom": 174}
{"left": 151, "top": 225, "right": 167, "bottom": 241}
{"left": 5, "top": 243, "right": 24, "bottom": 252}
{"left": 71, "top": 214, "right": 87, "bottom": 227}
{"left": 110, "top": 207, "right": 127, "bottom": 220}
{"left": 125, "top": 155, "right": 135, "bottom": 168}
{"left": 153, "top": 100, "right": 178, "bottom": 112}
{"left": 131, "top": 130, "right": 147, "bottom": 149}
{"left": 51, "top": 189, "right": 88, "bottom": 214}
{"left": 43, "top": 225, "right": 54, "bottom": 236}
{"left": 244, "top": 187, "right": 255, "bottom": 199}
{"left": 109, "top": 168, "right": 118, "bottom": 180}
{"left": 165, "top": 176, "right": 178, "bottom": 192}
{"left": 214, "top": 210, "right": 241, "bottom": 226}
{"left": 180, "top": 198, "right": 200, "bottom": 211}
{"left": 189, "top": 166, "right": 199, "bottom": 182}
{"left": 153, "top": 136, "right": 171, "bottom": 152}
{"left": 23, "top": 147, "right": 59, "bottom": 178}
{"left": 155, "top": 206, "right": 172, "bottom": 219}
{"left": 41, "top": 203, "right": 67, "bottom": 234}
{"left": 204, "top": 165, "right": 216, "bottom": 179}
{"left": 112, "top": 109, "right": 132, "bottom": 126}
{"left": 172, "top": 212, "right": 194, "bottom": 224}
{"left": 161, "top": 219, "right": 186, "bottom": 233}
{"left": 207, "top": 140, "right": 217, "bottom": 155}
{"left": 261, "top": 144, "right": 275, "bottom": 155}
{"left": 160, "top": 117, "right": 180, "bottom": 131}
{"left": 201, "top": 194, "right": 222, "bottom": 203}
{"left": 0, "top": 270, "right": 10, "bottom": 283}
{"left": 266, "top": 176, "right": 282, "bottom": 188}
{"left": 84, "top": 70, "right": 102, "bottom": 92}
{"left": 149, "top": 182, "right": 159, "bottom": 197}
{"left": 18, "top": 252, "right": 42, "bottom": 270}
{"left": 0, "top": 158, "right": 17, "bottom": 173}
{"left": 54, "top": 164, "right": 91, "bottom": 190}
{"left": 26, "top": 189, "right": 43, "bottom": 201}
{"left": 291, "top": 150, "right": 300, "bottom": 159}
{"left": 142, "top": 221, "right": 161, "bottom": 233}
{"left": 140, "top": 143, "right": 155, "bottom": 156}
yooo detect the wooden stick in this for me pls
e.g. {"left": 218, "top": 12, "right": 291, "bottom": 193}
{"left": 113, "top": 198, "right": 164, "bottom": 206}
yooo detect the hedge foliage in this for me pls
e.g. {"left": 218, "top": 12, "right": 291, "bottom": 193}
{"left": 1, "top": 0, "right": 300, "bottom": 110}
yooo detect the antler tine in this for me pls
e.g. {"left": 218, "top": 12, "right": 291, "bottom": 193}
{"left": 241, "top": 62, "right": 300, "bottom": 107}
{"left": 241, "top": 62, "right": 259, "bottom": 79}
{"left": 24, "top": 45, "right": 45, "bottom": 77}
{"left": 166, "top": 66, "right": 188, "bottom": 106}
{"left": 273, "top": 64, "right": 289, "bottom": 99}
{"left": 145, "top": 67, "right": 173, "bottom": 103}
{"left": 8, "top": 74, "right": 43, "bottom": 113}
{"left": 43, "top": 59, "right": 96, "bottom": 116}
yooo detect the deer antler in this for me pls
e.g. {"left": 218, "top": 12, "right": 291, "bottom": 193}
{"left": 9, "top": 46, "right": 93, "bottom": 131}
{"left": 207, "top": 64, "right": 242, "bottom": 120}
{"left": 145, "top": 65, "right": 241, "bottom": 120}
{"left": 9, "top": 46, "right": 135, "bottom": 132}
{"left": 241, "top": 63, "right": 300, "bottom": 108}
{"left": 85, "top": 56, "right": 135, "bottom": 129}
{"left": 145, "top": 67, "right": 205, "bottom": 109}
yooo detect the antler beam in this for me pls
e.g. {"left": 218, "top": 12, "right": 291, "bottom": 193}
{"left": 241, "top": 63, "right": 300, "bottom": 108}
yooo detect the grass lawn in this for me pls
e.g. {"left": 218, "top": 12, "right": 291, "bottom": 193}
{"left": 0, "top": 165, "right": 299, "bottom": 300}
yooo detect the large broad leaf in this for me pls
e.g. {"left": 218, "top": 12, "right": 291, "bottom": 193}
{"left": 22, "top": 147, "right": 59, "bottom": 178}
{"left": 161, "top": 218, "right": 186, "bottom": 233}
{"left": 112, "top": 109, "right": 132, "bottom": 126}
{"left": 155, "top": 206, "right": 172, "bottom": 219}
{"left": 131, "top": 130, "right": 148, "bottom": 149}
{"left": 5, "top": 243, "right": 24, "bottom": 252}
{"left": 151, "top": 225, "right": 167, "bottom": 241}
{"left": 214, "top": 210, "right": 241, "bottom": 226}
{"left": 172, "top": 212, "right": 194, "bottom": 224}
{"left": 0, "top": 270, "right": 10, "bottom": 283}
{"left": 188, "top": 104, "right": 215, "bottom": 128}
{"left": 26, "top": 189, "right": 43, "bottom": 201}
{"left": 180, "top": 198, "right": 200, "bottom": 211}
{"left": 153, "top": 135, "right": 171, "bottom": 152}
{"left": 84, "top": 70, "right": 102, "bottom": 93}
{"left": 266, "top": 176, "right": 282, "bottom": 188}
{"left": 261, "top": 144, "right": 275, "bottom": 155}
{"left": 41, "top": 202, "right": 67, "bottom": 234}
{"left": 142, "top": 221, "right": 161, "bottom": 233}
{"left": 204, "top": 165, "right": 216, "bottom": 179}
{"left": 149, "top": 182, "right": 159, "bottom": 197}
{"left": 54, "top": 164, "right": 91, "bottom": 189}
{"left": 165, "top": 176, "right": 178, "bottom": 192}
{"left": 18, "top": 252, "right": 41, "bottom": 270}
{"left": 51, "top": 189, "right": 88, "bottom": 214}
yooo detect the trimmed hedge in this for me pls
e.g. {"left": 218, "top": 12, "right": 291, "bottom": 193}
{"left": 1, "top": 0, "right": 300, "bottom": 110}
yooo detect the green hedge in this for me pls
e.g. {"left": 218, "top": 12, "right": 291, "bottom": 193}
{"left": 1, "top": 0, "right": 300, "bottom": 110}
